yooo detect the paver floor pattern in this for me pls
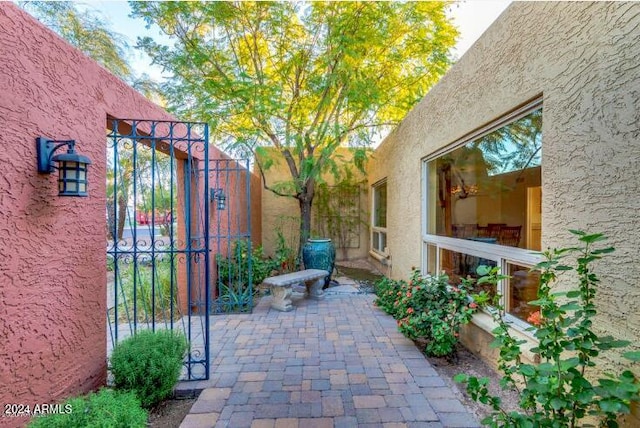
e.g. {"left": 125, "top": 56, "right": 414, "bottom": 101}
{"left": 178, "top": 291, "right": 479, "bottom": 428}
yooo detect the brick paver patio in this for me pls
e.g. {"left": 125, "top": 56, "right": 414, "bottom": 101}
{"left": 177, "top": 286, "right": 480, "bottom": 428}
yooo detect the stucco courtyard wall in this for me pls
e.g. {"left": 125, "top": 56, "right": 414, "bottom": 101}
{"left": 368, "top": 2, "right": 639, "bottom": 424}
{"left": 261, "top": 147, "right": 369, "bottom": 262}
{"left": 0, "top": 4, "right": 260, "bottom": 423}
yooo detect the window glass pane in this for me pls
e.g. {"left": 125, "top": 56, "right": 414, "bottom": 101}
{"left": 440, "top": 248, "right": 497, "bottom": 297}
{"left": 373, "top": 182, "right": 387, "bottom": 228}
{"left": 380, "top": 231, "right": 387, "bottom": 253}
{"left": 507, "top": 263, "right": 540, "bottom": 324}
{"left": 426, "top": 108, "right": 542, "bottom": 250}
{"left": 373, "top": 231, "right": 380, "bottom": 251}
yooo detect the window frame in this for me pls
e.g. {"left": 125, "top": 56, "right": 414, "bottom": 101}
{"left": 421, "top": 98, "right": 543, "bottom": 330}
{"left": 370, "top": 179, "right": 388, "bottom": 257}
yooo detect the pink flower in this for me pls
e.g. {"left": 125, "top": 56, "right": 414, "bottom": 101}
{"left": 527, "top": 310, "right": 542, "bottom": 326}
{"left": 407, "top": 307, "right": 414, "bottom": 314}
{"left": 469, "top": 302, "right": 478, "bottom": 309}
{"left": 406, "top": 292, "right": 412, "bottom": 298}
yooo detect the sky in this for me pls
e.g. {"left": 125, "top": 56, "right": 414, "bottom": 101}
{"left": 449, "top": 1, "right": 512, "bottom": 57}
{"left": 77, "top": 0, "right": 512, "bottom": 82}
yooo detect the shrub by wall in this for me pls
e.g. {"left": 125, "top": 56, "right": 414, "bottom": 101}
{"left": 110, "top": 330, "right": 188, "bottom": 408}
{"left": 28, "top": 388, "right": 147, "bottom": 428}
{"left": 375, "top": 270, "right": 480, "bottom": 357}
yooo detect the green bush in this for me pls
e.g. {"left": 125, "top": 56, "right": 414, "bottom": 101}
{"left": 215, "top": 240, "right": 279, "bottom": 312}
{"left": 455, "top": 231, "right": 640, "bottom": 427}
{"left": 374, "top": 270, "right": 480, "bottom": 357}
{"left": 28, "top": 388, "right": 147, "bottom": 428}
{"left": 374, "top": 275, "right": 405, "bottom": 317}
{"left": 397, "top": 271, "right": 478, "bottom": 357}
{"left": 216, "top": 240, "right": 278, "bottom": 288}
{"left": 216, "top": 282, "right": 255, "bottom": 313}
{"left": 110, "top": 329, "right": 188, "bottom": 408}
{"left": 274, "top": 230, "right": 297, "bottom": 273}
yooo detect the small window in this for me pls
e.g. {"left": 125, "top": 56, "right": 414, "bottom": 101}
{"left": 371, "top": 180, "right": 387, "bottom": 254}
{"left": 507, "top": 262, "right": 540, "bottom": 323}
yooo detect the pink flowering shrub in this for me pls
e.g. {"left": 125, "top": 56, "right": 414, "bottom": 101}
{"left": 375, "top": 269, "right": 482, "bottom": 357}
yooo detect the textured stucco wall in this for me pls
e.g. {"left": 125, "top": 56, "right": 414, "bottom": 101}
{"left": 260, "top": 148, "right": 369, "bottom": 262}
{"left": 368, "top": 2, "right": 640, "bottom": 424}
{"left": 250, "top": 171, "right": 263, "bottom": 251}
{"left": 0, "top": 4, "right": 261, "bottom": 425}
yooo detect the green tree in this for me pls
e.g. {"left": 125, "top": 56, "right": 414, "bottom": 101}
{"left": 131, "top": 1, "right": 458, "bottom": 257}
{"left": 20, "top": 1, "right": 133, "bottom": 80}
{"left": 106, "top": 141, "right": 174, "bottom": 240}
{"left": 21, "top": 1, "right": 165, "bottom": 100}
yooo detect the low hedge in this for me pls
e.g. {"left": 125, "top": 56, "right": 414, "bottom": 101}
{"left": 28, "top": 388, "right": 147, "bottom": 428}
{"left": 110, "top": 329, "right": 188, "bottom": 408}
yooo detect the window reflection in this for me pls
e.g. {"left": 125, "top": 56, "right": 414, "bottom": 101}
{"left": 373, "top": 182, "right": 387, "bottom": 228}
{"left": 440, "top": 248, "right": 497, "bottom": 297}
{"left": 371, "top": 181, "right": 388, "bottom": 254}
{"left": 427, "top": 108, "right": 542, "bottom": 250}
{"left": 507, "top": 263, "right": 540, "bottom": 324}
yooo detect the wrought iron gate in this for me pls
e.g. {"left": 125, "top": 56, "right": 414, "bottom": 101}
{"left": 106, "top": 119, "right": 211, "bottom": 380}
{"left": 106, "top": 119, "right": 253, "bottom": 381}
{"left": 209, "top": 158, "right": 253, "bottom": 314}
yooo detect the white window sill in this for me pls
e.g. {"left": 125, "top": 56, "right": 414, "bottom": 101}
{"left": 369, "top": 250, "right": 390, "bottom": 264}
{"left": 471, "top": 311, "right": 540, "bottom": 363}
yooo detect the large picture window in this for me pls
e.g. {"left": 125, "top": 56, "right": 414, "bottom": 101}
{"left": 371, "top": 180, "right": 388, "bottom": 255}
{"left": 422, "top": 99, "right": 542, "bottom": 325}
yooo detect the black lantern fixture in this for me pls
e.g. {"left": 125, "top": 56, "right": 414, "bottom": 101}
{"left": 37, "top": 136, "right": 92, "bottom": 197}
{"left": 210, "top": 188, "right": 226, "bottom": 210}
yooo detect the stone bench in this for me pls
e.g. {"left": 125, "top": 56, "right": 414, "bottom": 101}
{"left": 262, "top": 269, "right": 329, "bottom": 312}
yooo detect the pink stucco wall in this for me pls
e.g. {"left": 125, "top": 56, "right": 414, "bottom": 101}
{"left": 0, "top": 4, "right": 260, "bottom": 425}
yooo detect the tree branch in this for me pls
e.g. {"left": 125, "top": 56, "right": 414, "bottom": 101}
{"left": 252, "top": 148, "right": 297, "bottom": 199}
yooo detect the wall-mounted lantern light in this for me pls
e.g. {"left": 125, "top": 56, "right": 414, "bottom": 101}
{"left": 37, "top": 137, "right": 92, "bottom": 197}
{"left": 210, "top": 188, "right": 226, "bottom": 210}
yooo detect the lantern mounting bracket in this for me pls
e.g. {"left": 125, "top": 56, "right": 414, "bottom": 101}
{"left": 36, "top": 136, "right": 92, "bottom": 197}
{"left": 37, "top": 137, "right": 77, "bottom": 173}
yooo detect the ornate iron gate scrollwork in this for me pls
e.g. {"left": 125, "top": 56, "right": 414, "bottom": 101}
{"left": 106, "top": 119, "right": 211, "bottom": 381}
{"left": 209, "top": 158, "right": 253, "bottom": 314}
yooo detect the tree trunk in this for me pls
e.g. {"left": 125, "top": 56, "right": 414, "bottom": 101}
{"left": 297, "top": 180, "right": 315, "bottom": 268}
{"left": 298, "top": 196, "right": 313, "bottom": 268}
{"left": 117, "top": 194, "right": 127, "bottom": 240}
{"left": 106, "top": 199, "right": 116, "bottom": 241}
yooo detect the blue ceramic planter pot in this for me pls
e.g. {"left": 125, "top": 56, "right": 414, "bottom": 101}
{"left": 302, "top": 238, "right": 336, "bottom": 287}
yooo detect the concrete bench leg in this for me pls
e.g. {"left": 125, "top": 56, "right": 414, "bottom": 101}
{"left": 270, "top": 285, "right": 293, "bottom": 312}
{"left": 306, "top": 277, "right": 325, "bottom": 300}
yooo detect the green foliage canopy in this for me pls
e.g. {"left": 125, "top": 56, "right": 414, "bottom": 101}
{"left": 132, "top": 1, "right": 458, "bottom": 251}
{"left": 132, "top": 2, "right": 457, "bottom": 185}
